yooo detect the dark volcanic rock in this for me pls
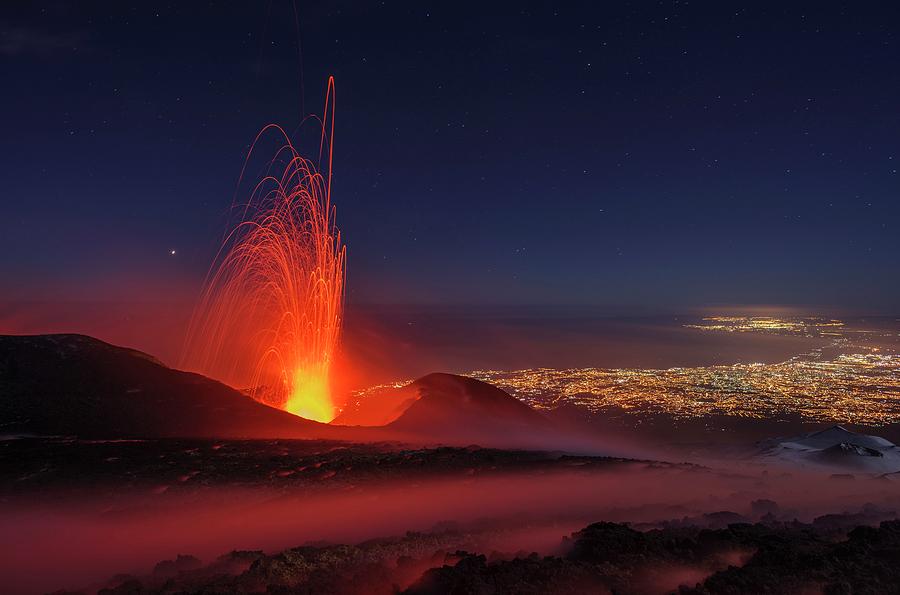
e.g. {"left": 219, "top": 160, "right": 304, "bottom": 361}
{"left": 408, "top": 520, "right": 900, "bottom": 595}
{"left": 78, "top": 517, "right": 900, "bottom": 595}
{"left": 407, "top": 551, "right": 604, "bottom": 595}
{"left": 151, "top": 554, "right": 202, "bottom": 578}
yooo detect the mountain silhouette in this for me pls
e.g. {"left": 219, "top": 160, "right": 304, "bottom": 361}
{"left": 1, "top": 335, "right": 568, "bottom": 448}
{"left": 758, "top": 424, "right": 900, "bottom": 473}
{"left": 0, "top": 334, "right": 335, "bottom": 439}
{"left": 382, "top": 373, "right": 555, "bottom": 447}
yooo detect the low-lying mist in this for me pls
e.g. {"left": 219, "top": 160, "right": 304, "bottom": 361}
{"left": 4, "top": 461, "right": 899, "bottom": 594}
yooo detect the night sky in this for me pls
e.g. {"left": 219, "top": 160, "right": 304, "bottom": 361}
{"left": 2, "top": 1, "right": 899, "bottom": 315}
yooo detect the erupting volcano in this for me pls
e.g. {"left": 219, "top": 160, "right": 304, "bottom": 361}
{"left": 182, "top": 78, "right": 344, "bottom": 422}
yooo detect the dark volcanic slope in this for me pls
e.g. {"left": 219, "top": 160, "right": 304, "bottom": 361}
{"left": 383, "top": 373, "right": 554, "bottom": 446}
{"left": 0, "top": 334, "right": 332, "bottom": 439}
{"left": 392, "top": 373, "right": 547, "bottom": 426}
{"left": 0, "top": 436, "right": 658, "bottom": 504}
{"left": 336, "top": 374, "right": 549, "bottom": 430}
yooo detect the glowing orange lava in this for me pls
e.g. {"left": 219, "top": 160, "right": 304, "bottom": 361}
{"left": 182, "top": 78, "right": 344, "bottom": 422}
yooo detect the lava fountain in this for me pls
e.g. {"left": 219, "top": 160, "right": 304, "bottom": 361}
{"left": 182, "top": 78, "right": 345, "bottom": 422}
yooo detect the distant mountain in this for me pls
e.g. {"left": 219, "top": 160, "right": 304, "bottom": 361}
{"left": 758, "top": 425, "right": 900, "bottom": 473}
{"left": 779, "top": 425, "right": 896, "bottom": 451}
{"left": 335, "top": 373, "right": 547, "bottom": 427}
{"left": 0, "top": 334, "right": 337, "bottom": 439}
{"left": 390, "top": 373, "right": 547, "bottom": 426}
{"left": 376, "top": 373, "right": 563, "bottom": 448}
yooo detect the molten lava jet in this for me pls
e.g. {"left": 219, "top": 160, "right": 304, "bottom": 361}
{"left": 182, "top": 78, "right": 345, "bottom": 422}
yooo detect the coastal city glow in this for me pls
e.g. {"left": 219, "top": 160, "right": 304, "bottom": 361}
{"left": 466, "top": 352, "right": 900, "bottom": 425}
{"left": 683, "top": 316, "right": 847, "bottom": 336}
{"left": 351, "top": 318, "right": 900, "bottom": 425}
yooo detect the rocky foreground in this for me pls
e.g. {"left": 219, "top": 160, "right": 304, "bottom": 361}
{"left": 76, "top": 515, "right": 900, "bottom": 595}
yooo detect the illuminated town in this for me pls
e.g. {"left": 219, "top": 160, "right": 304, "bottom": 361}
{"left": 683, "top": 316, "right": 847, "bottom": 336}
{"left": 351, "top": 318, "right": 900, "bottom": 426}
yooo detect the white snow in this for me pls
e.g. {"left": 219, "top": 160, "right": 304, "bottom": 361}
{"left": 758, "top": 425, "right": 900, "bottom": 474}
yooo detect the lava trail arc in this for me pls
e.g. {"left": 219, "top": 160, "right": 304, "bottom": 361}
{"left": 182, "top": 78, "right": 345, "bottom": 422}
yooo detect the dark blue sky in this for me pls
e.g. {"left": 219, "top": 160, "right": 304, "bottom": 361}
{"left": 2, "top": 1, "right": 899, "bottom": 313}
